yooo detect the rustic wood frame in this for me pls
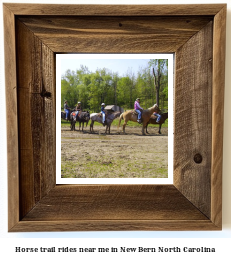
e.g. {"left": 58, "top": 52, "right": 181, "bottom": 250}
{"left": 4, "top": 4, "right": 226, "bottom": 232}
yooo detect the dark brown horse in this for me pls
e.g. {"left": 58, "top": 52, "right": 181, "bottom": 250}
{"left": 61, "top": 109, "right": 74, "bottom": 121}
{"left": 70, "top": 111, "right": 90, "bottom": 131}
{"left": 146, "top": 112, "right": 168, "bottom": 134}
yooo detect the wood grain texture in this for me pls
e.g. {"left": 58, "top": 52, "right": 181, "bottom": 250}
{"left": 211, "top": 5, "right": 226, "bottom": 228}
{"left": 174, "top": 22, "right": 213, "bottom": 218}
{"left": 16, "top": 19, "right": 56, "bottom": 219}
{"left": 4, "top": 3, "right": 226, "bottom": 231}
{"left": 11, "top": 220, "right": 218, "bottom": 232}
{"left": 18, "top": 16, "right": 213, "bottom": 53}
{"left": 3, "top": 3, "right": 225, "bottom": 16}
{"left": 3, "top": 4, "right": 19, "bottom": 231}
{"left": 22, "top": 185, "right": 207, "bottom": 221}
{"left": 13, "top": 185, "right": 218, "bottom": 232}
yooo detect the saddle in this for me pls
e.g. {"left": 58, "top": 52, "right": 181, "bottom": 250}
{"left": 71, "top": 111, "right": 81, "bottom": 119}
{"left": 97, "top": 112, "right": 107, "bottom": 118}
{"left": 132, "top": 110, "right": 143, "bottom": 115}
{"left": 151, "top": 114, "right": 158, "bottom": 120}
{"left": 132, "top": 110, "right": 142, "bottom": 118}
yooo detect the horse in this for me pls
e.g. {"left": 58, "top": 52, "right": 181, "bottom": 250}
{"left": 90, "top": 111, "right": 121, "bottom": 134}
{"left": 117, "top": 104, "right": 160, "bottom": 135}
{"left": 70, "top": 111, "right": 90, "bottom": 131}
{"left": 61, "top": 109, "right": 74, "bottom": 121}
{"left": 146, "top": 112, "right": 168, "bottom": 134}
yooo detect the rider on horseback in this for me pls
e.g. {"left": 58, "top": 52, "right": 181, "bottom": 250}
{"left": 75, "top": 102, "right": 82, "bottom": 120}
{"left": 64, "top": 100, "right": 71, "bottom": 120}
{"left": 153, "top": 111, "right": 161, "bottom": 123}
{"left": 152, "top": 103, "right": 161, "bottom": 123}
{"left": 101, "top": 103, "right": 106, "bottom": 126}
{"left": 134, "top": 98, "right": 143, "bottom": 123}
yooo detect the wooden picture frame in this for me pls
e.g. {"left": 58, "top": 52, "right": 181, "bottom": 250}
{"left": 4, "top": 3, "right": 226, "bottom": 232}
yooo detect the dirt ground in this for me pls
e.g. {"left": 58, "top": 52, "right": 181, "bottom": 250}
{"left": 61, "top": 124, "right": 168, "bottom": 179}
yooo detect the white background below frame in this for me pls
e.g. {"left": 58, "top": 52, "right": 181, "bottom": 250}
{"left": 56, "top": 54, "right": 173, "bottom": 185}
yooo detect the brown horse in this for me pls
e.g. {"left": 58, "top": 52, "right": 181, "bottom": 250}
{"left": 118, "top": 104, "right": 160, "bottom": 135}
{"left": 146, "top": 112, "right": 168, "bottom": 134}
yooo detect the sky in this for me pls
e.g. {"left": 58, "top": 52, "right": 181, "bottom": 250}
{"left": 57, "top": 54, "right": 172, "bottom": 77}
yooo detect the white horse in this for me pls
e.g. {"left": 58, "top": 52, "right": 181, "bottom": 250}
{"left": 90, "top": 111, "right": 121, "bottom": 134}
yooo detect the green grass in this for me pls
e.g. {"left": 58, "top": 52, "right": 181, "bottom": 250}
{"left": 61, "top": 157, "right": 168, "bottom": 179}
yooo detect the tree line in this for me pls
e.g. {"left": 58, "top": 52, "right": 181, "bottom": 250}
{"left": 61, "top": 59, "right": 168, "bottom": 112}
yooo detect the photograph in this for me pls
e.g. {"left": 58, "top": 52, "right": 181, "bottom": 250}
{"left": 57, "top": 54, "right": 173, "bottom": 183}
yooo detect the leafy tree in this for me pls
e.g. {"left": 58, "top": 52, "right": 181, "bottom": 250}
{"left": 149, "top": 59, "right": 168, "bottom": 108}
{"left": 61, "top": 59, "right": 169, "bottom": 112}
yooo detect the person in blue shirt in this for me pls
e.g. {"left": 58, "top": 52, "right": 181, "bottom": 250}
{"left": 101, "top": 103, "right": 106, "bottom": 126}
{"left": 64, "top": 100, "right": 71, "bottom": 120}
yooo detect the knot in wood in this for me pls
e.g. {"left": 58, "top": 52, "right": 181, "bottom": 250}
{"left": 194, "top": 153, "right": 203, "bottom": 164}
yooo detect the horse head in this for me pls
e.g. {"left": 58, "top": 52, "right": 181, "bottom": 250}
{"left": 82, "top": 111, "right": 90, "bottom": 121}
{"left": 153, "top": 103, "right": 160, "bottom": 110}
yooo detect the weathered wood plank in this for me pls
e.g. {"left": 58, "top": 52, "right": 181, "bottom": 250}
{"left": 18, "top": 16, "right": 213, "bottom": 53}
{"left": 11, "top": 220, "right": 219, "bottom": 232}
{"left": 22, "top": 185, "right": 208, "bottom": 222}
{"left": 16, "top": 20, "right": 38, "bottom": 217}
{"left": 174, "top": 22, "right": 213, "bottom": 218}
{"left": 40, "top": 44, "right": 56, "bottom": 197}
{"left": 16, "top": 19, "right": 56, "bottom": 218}
{"left": 211, "top": 5, "right": 226, "bottom": 228}
{"left": 18, "top": 16, "right": 213, "bottom": 34}
{"left": 4, "top": 3, "right": 226, "bottom": 16}
{"left": 3, "top": 4, "right": 19, "bottom": 231}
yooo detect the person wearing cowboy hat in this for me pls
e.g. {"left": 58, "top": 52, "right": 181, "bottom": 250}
{"left": 101, "top": 103, "right": 106, "bottom": 126}
{"left": 134, "top": 98, "right": 143, "bottom": 123}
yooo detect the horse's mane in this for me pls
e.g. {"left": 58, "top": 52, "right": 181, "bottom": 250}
{"left": 146, "top": 104, "right": 159, "bottom": 111}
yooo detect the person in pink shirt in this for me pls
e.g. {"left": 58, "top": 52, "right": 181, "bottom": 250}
{"left": 134, "top": 98, "right": 143, "bottom": 123}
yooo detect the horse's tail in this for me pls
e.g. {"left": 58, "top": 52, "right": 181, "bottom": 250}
{"left": 117, "top": 113, "right": 123, "bottom": 132}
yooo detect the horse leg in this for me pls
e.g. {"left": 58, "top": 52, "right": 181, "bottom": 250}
{"left": 146, "top": 124, "right": 149, "bottom": 134}
{"left": 73, "top": 120, "right": 76, "bottom": 131}
{"left": 90, "top": 121, "right": 94, "bottom": 133}
{"left": 142, "top": 123, "right": 146, "bottom": 135}
{"left": 122, "top": 121, "right": 127, "bottom": 134}
{"left": 159, "top": 124, "right": 161, "bottom": 134}
{"left": 70, "top": 119, "right": 74, "bottom": 131}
